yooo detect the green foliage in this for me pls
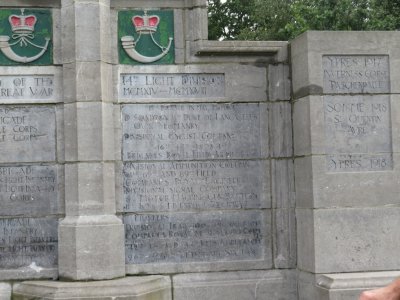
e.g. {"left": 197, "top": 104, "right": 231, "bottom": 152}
{"left": 208, "top": 0, "right": 400, "bottom": 41}
{"left": 208, "top": 0, "right": 257, "bottom": 40}
{"left": 367, "top": 0, "right": 400, "bottom": 30}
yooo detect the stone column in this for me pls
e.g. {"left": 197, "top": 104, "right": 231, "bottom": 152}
{"left": 291, "top": 31, "right": 400, "bottom": 299}
{"left": 58, "top": 0, "right": 125, "bottom": 280}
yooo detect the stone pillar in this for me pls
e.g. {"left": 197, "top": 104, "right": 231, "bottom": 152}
{"left": 58, "top": 0, "right": 124, "bottom": 280}
{"left": 291, "top": 31, "right": 400, "bottom": 299}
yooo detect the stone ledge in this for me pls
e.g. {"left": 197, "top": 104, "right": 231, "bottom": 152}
{"left": 191, "top": 40, "right": 288, "bottom": 62}
{"left": 317, "top": 271, "right": 400, "bottom": 290}
{"left": 173, "top": 270, "right": 297, "bottom": 300}
{"left": 111, "top": 0, "right": 207, "bottom": 9}
{"left": 300, "top": 271, "right": 400, "bottom": 300}
{"left": 13, "top": 276, "right": 172, "bottom": 300}
{"left": 0, "top": 283, "right": 11, "bottom": 300}
{"left": 0, "top": 0, "right": 60, "bottom": 7}
{"left": 0, "top": 268, "right": 58, "bottom": 282}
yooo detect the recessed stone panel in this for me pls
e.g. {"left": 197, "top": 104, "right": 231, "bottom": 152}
{"left": 0, "top": 106, "right": 56, "bottom": 163}
{"left": 324, "top": 95, "right": 392, "bottom": 172}
{"left": 124, "top": 211, "right": 269, "bottom": 265}
{"left": 0, "top": 75, "right": 55, "bottom": 101}
{"left": 123, "top": 160, "right": 269, "bottom": 212}
{"left": 0, "top": 165, "right": 59, "bottom": 217}
{"left": 0, "top": 217, "right": 58, "bottom": 269}
{"left": 122, "top": 103, "right": 268, "bottom": 161}
{"left": 120, "top": 74, "right": 225, "bottom": 99}
{"left": 323, "top": 55, "right": 390, "bottom": 94}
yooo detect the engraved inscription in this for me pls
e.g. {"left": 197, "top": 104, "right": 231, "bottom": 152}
{"left": 325, "top": 95, "right": 392, "bottom": 172}
{"left": 0, "top": 106, "right": 56, "bottom": 162}
{"left": 120, "top": 74, "right": 225, "bottom": 99}
{"left": 122, "top": 103, "right": 266, "bottom": 161}
{"left": 124, "top": 211, "right": 267, "bottom": 264}
{"left": 0, "top": 166, "right": 58, "bottom": 216}
{"left": 0, "top": 76, "right": 55, "bottom": 101}
{"left": 0, "top": 217, "right": 58, "bottom": 269}
{"left": 323, "top": 55, "right": 390, "bottom": 94}
{"left": 123, "top": 160, "right": 268, "bottom": 212}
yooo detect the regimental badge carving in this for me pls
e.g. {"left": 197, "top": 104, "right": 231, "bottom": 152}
{"left": 119, "top": 10, "right": 175, "bottom": 65}
{"left": 0, "top": 9, "right": 52, "bottom": 65}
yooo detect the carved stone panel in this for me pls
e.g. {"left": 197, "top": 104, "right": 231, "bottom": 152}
{"left": 122, "top": 103, "right": 268, "bottom": 161}
{"left": 0, "top": 217, "right": 58, "bottom": 269}
{"left": 123, "top": 160, "right": 269, "bottom": 212}
{"left": 124, "top": 211, "right": 270, "bottom": 265}
{"left": 323, "top": 55, "right": 390, "bottom": 94}
{"left": 120, "top": 74, "right": 225, "bottom": 100}
{"left": 0, "top": 75, "right": 55, "bottom": 101}
{"left": 325, "top": 95, "right": 392, "bottom": 172}
{"left": 0, "top": 165, "right": 59, "bottom": 216}
{"left": 0, "top": 106, "right": 56, "bottom": 163}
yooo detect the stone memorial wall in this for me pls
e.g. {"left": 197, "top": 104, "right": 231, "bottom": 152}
{"left": 0, "top": 1, "right": 398, "bottom": 300}
{"left": 323, "top": 55, "right": 392, "bottom": 172}
{"left": 0, "top": 6, "right": 63, "bottom": 281}
{"left": 292, "top": 31, "right": 400, "bottom": 299}
{"left": 120, "top": 102, "right": 271, "bottom": 273}
{"left": 0, "top": 1, "right": 296, "bottom": 298}
{"left": 112, "top": 4, "right": 292, "bottom": 277}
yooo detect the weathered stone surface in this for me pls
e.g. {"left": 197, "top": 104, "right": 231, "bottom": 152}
{"left": 297, "top": 207, "right": 400, "bottom": 273}
{"left": 64, "top": 102, "right": 114, "bottom": 162}
{"left": 174, "top": 9, "right": 185, "bottom": 64}
{"left": 268, "top": 64, "right": 291, "bottom": 101}
{"left": 125, "top": 211, "right": 268, "bottom": 264}
{"left": 125, "top": 211, "right": 272, "bottom": 273}
{"left": 299, "top": 271, "right": 400, "bottom": 300}
{"left": 63, "top": 62, "right": 113, "bottom": 103}
{"left": 123, "top": 160, "right": 270, "bottom": 212}
{"left": 294, "top": 94, "right": 396, "bottom": 171}
{"left": 317, "top": 271, "right": 400, "bottom": 300}
{"left": 269, "top": 102, "right": 293, "bottom": 157}
{"left": 295, "top": 155, "right": 400, "bottom": 208}
{"left": 0, "top": 76, "right": 56, "bottom": 102}
{"left": 323, "top": 55, "right": 390, "bottom": 94}
{"left": 325, "top": 95, "right": 392, "bottom": 172}
{"left": 119, "top": 73, "right": 225, "bottom": 100}
{"left": 55, "top": 105, "right": 65, "bottom": 164}
{"left": 122, "top": 103, "right": 268, "bottom": 161}
{"left": 292, "top": 32, "right": 400, "bottom": 98}
{"left": 65, "top": 163, "right": 115, "bottom": 216}
{"left": 273, "top": 208, "right": 296, "bottom": 268}
{"left": 117, "top": 64, "right": 267, "bottom": 103}
{"left": 0, "top": 68, "right": 61, "bottom": 104}
{"left": 271, "top": 159, "right": 296, "bottom": 268}
{"left": 293, "top": 96, "right": 312, "bottom": 156}
{"left": 0, "top": 217, "right": 58, "bottom": 270}
{"left": 271, "top": 159, "right": 295, "bottom": 209}
{"left": 62, "top": 2, "right": 111, "bottom": 64}
{"left": 185, "top": 7, "right": 208, "bottom": 42}
{"left": 187, "top": 40, "right": 288, "bottom": 64}
{"left": 0, "top": 283, "right": 10, "bottom": 300}
{"left": 0, "top": 106, "right": 56, "bottom": 163}
{"left": 53, "top": 9, "right": 62, "bottom": 65}
{"left": 13, "top": 276, "right": 172, "bottom": 300}
{"left": 58, "top": 215, "right": 125, "bottom": 281}
{"left": 0, "top": 0, "right": 60, "bottom": 7}
{"left": 0, "top": 165, "right": 59, "bottom": 217}
{"left": 173, "top": 270, "right": 297, "bottom": 300}
{"left": 298, "top": 271, "right": 321, "bottom": 300}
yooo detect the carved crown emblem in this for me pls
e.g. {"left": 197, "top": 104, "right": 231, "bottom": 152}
{"left": 9, "top": 9, "right": 36, "bottom": 34}
{"left": 132, "top": 11, "right": 159, "bottom": 34}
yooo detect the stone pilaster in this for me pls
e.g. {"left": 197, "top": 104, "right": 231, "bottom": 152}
{"left": 58, "top": 0, "right": 124, "bottom": 281}
{"left": 291, "top": 31, "right": 400, "bottom": 299}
